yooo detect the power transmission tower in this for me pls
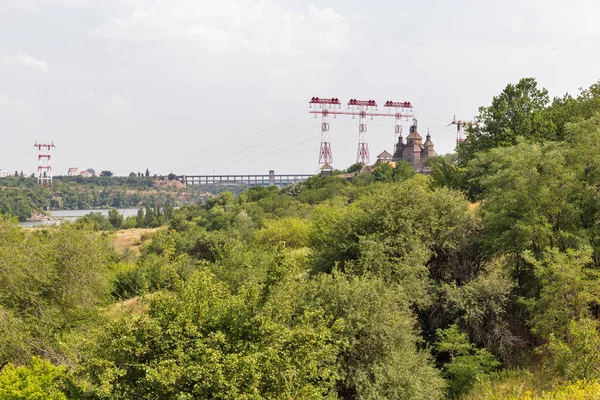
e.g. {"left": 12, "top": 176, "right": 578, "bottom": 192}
{"left": 309, "top": 97, "right": 341, "bottom": 171}
{"left": 451, "top": 116, "right": 477, "bottom": 147}
{"left": 34, "top": 141, "right": 55, "bottom": 187}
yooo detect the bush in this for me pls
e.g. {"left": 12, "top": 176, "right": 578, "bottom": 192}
{"left": 436, "top": 324, "right": 500, "bottom": 398}
{"left": 255, "top": 217, "right": 311, "bottom": 248}
{"left": 0, "top": 357, "right": 78, "bottom": 399}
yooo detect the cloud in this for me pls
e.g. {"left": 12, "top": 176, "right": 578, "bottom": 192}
{"left": 91, "top": 1, "right": 350, "bottom": 56}
{"left": 0, "top": 0, "right": 87, "bottom": 11}
{"left": 52, "top": 89, "right": 134, "bottom": 121}
{"left": 0, "top": 93, "right": 41, "bottom": 124}
{"left": 16, "top": 53, "right": 49, "bottom": 73}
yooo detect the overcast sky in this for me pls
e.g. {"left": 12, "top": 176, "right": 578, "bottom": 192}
{"left": 1, "top": 0, "right": 599, "bottom": 176}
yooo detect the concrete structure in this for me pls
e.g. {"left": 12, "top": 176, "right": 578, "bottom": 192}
{"left": 0, "top": 169, "right": 8, "bottom": 178}
{"left": 179, "top": 171, "right": 313, "bottom": 187}
{"left": 68, "top": 167, "right": 78, "bottom": 176}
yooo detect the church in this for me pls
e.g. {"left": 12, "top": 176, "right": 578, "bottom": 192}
{"left": 377, "top": 119, "right": 436, "bottom": 172}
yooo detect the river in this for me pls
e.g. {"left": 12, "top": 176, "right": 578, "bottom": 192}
{"left": 19, "top": 209, "right": 140, "bottom": 228}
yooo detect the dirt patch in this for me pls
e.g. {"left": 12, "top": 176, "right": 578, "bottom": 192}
{"left": 154, "top": 179, "right": 185, "bottom": 189}
{"left": 107, "top": 296, "right": 149, "bottom": 318}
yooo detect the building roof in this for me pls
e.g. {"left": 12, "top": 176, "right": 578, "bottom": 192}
{"left": 320, "top": 162, "right": 334, "bottom": 170}
{"left": 423, "top": 134, "right": 435, "bottom": 149}
{"left": 392, "top": 136, "right": 405, "bottom": 161}
{"left": 406, "top": 128, "right": 423, "bottom": 142}
{"left": 377, "top": 150, "right": 393, "bottom": 159}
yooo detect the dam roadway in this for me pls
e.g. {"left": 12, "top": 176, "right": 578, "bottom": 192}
{"left": 178, "top": 170, "right": 314, "bottom": 187}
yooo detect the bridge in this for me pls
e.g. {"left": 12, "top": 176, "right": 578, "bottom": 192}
{"left": 178, "top": 170, "right": 314, "bottom": 187}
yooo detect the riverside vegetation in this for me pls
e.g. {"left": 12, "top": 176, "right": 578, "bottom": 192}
{"left": 3, "top": 78, "right": 600, "bottom": 399}
{"left": 0, "top": 174, "right": 206, "bottom": 222}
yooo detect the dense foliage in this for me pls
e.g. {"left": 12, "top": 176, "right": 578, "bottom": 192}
{"left": 3, "top": 78, "right": 600, "bottom": 398}
{"left": 0, "top": 176, "right": 206, "bottom": 221}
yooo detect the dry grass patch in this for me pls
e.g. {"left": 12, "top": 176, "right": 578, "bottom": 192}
{"left": 113, "top": 228, "right": 161, "bottom": 256}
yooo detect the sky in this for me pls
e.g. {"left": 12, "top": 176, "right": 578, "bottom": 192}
{"left": 1, "top": 0, "right": 599, "bottom": 176}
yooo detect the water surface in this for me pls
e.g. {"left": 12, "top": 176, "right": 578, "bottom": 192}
{"left": 20, "top": 208, "right": 139, "bottom": 228}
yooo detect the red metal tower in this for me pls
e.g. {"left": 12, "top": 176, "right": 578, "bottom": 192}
{"left": 451, "top": 116, "right": 477, "bottom": 147}
{"left": 348, "top": 99, "right": 378, "bottom": 165}
{"left": 310, "top": 97, "right": 341, "bottom": 170}
{"left": 309, "top": 97, "right": 414, "bottom": 168}
{"left": 34, "top": 141, "right": 55, "bottom": 186}
{"left": 384, "top": 101, "right": 414, "bottom": 149}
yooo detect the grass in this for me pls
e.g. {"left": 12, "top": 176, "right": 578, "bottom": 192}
{"left": 113, "top": 228, "right": 161, "bottom": 256}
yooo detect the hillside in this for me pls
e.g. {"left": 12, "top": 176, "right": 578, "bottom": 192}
{"left": 3, "top": 78, "right": 600, "bottom": 399}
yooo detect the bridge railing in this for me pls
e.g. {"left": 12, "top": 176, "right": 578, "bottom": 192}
{"left": 178, "top": 173, "right": 314, "bottom": 187}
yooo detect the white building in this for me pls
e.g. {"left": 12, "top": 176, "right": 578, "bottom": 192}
{"left": 0, "top": 170, "right": 9, "bottom": 178}
{"left": 68, "top": 167, "right": 79, "bottom": 176}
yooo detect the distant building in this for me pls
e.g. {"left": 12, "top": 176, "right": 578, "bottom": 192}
{"left": 320, "top": 162, "right": 334, "bottom": 176}
{"left": 68, "top": 167, "right": 78, "bottom": 176}
{"left": 389, "top": 119, "right": 436, "bottom": 172}
{"left": 376, "top": 150, "right": 393, "bottom": 163}
{"left": 0, "top": 170, "right": 8, "bottom": 178}
{"left": 79, "top": 170, "right": 93, "bottom": 178}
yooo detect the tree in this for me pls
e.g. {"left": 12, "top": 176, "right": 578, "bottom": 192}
{"left": 393, "top": 160, "right": 416, "bottom": 181}
{"left": 136, "top": 207, "right": 145, "bottom": 227}
{"left": 525, "top": 248, "right": 600, "bottom": 341}
{"left": 309, "top": 179, "right": 477, "bottom": 308}
{"left": 458, "top": 78, "right": 553, "bottom": 164}
{"left": 373, "top": 162, "right": 395, "bottom": 182}
{"left": 0, "top": 357, "right": 76, "bottom": 399}
{"left": 436, "top": 325, "right": 500, "bottom": 398}
{"left": 107, "top": 208, "right": 124, "bottom": 229}
{"left": 83, "top": 269, "right": 343, "bottom": 399}
{"left": 346, "top": 162, "right": 363, "bottom": 173}
{"left": 427, "top": 156, "right": 465, "bottom": 191}
{"left": 145, "top": 169, "right": 150, "bottom": 178}
{"left": 545, "top": 318, "right": 600, "bottom": 381}
{"left": 0, "top": 220, "right": 113, "bottom": 366}
{"left": 100, "top": 170, "right": 113, "bottom": 178}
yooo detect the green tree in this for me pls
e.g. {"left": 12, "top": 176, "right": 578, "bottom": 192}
{"left": 136, "top": 207, "right": 145, "bottom": 227}
{"left": 0, "top": 220, "right": 113, "bottom": 366}
{"left": 545, "top": 318, "right": 600, "bottom": 381}
{"left": 393, "top": 159, "right": 416, "bottom": 181}
{"left": 436, "top": 324, "right": 500, "bottom": 398}
{"left": 107, "top": 208, "right": 124, "bottom": 229}
{"left": 0, "top": 357, "right": 75, "bottom": 400}
{"left": 310, "top": 180, "right": 477, "bottom": 307}
{"left": 100, "top": 170, "right": 113, "bottom": 178}
{"left": 373, "top": 162, "right": 395, "bottom": 182}
{"left": 83, "top": 269, "right": 342, "bottom": 399}
{"left": 346, "top": 162, "right": 363, "bottom": 173}
{"left": 427, "top": 156, "right": 465, "bottom": 191}
{"left": 525, "top": 248, "right": 600, "bottom": 341}
{"left": 458, "top": 78, "right": 553, "bottom": 164}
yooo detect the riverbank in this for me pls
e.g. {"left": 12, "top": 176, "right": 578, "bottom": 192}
{"left": 20, "top": 208, "right": 140, "bottom": 228}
